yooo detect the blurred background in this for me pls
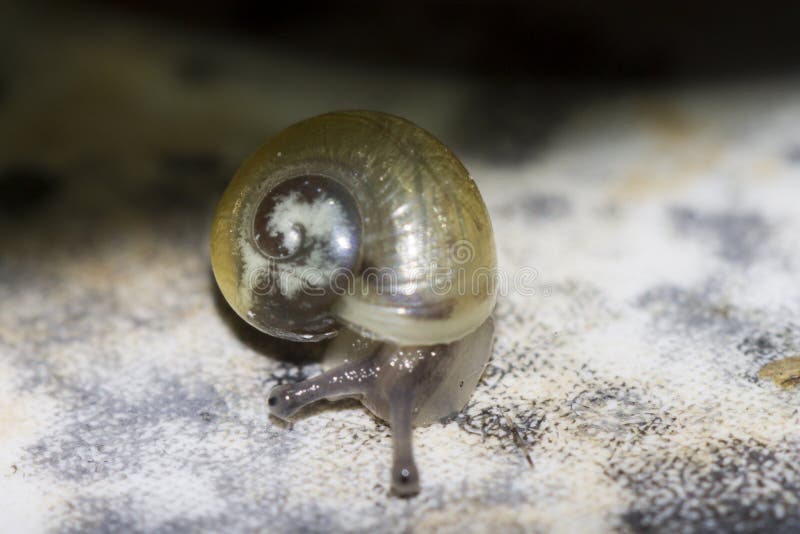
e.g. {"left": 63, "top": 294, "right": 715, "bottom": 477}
{"left": 3, "top": 1, "right": 800, "bottom": 531}
{"left": 2, "top": 0, "right": 800, "bottom": 243}
{"left": 3, "top": 0, "right": 800, "bottom": 266}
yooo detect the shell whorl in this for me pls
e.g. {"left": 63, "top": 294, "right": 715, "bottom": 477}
{"left": 211, "top": 111, "right": 496, "bottom": 344}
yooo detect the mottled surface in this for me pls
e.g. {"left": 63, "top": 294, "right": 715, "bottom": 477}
{"left": 2, "top": 5, "right": 800, "bottom": 533}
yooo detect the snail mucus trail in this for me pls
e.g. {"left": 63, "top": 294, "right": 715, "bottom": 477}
{"left": 211, "top": 111, "right": 497, "bottom": 496}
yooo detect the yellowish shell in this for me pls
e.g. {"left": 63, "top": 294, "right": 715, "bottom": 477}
{"left": 211, "top": 110, "right": 496, "bottom": 345}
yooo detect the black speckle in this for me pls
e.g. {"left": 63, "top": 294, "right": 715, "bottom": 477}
{"left": 738, "top": 324, "right": 800, "bottom": 381}
{"left": 618, "top": 439, "right": 800, "bottom": 533}
{"left": 739, "top": 325, "right": 800, "bottom": 359}
{"left": 0, "top": 165, "right": 61, "bottom": 217}
{"left": 637, "top": 282, "right": 747, "bottom": 339}
{"left": 670, "top": 207, "right": 770, "bottom": 264}
{"left": 740, "top": 333, "right": 778, "bottom": 358}
{"left": 459, "top": 380, "right": 464, "bottom": 388}
{"left": 453, "top": 401, "right": 547, "bottom": 451}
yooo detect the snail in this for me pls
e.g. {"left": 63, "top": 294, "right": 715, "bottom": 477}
{"left": 211, "top": 111, "right": 496, "bottom": 496}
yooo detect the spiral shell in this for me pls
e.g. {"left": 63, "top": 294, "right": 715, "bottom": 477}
{"left": 211, "top": 110, "right": 496, "bottom": 345}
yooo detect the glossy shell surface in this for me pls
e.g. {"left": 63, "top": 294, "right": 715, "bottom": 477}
{"left": 211, "top": 111, "right": 496, "bottom": 345}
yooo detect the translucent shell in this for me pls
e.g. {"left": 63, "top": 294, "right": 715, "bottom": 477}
{"left": 211, "top": 111, "right": 496, "bottom": 345}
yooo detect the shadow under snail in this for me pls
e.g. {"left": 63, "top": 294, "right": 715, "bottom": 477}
{"left": 211, "top": 110, "right": 496, "bottom": 496}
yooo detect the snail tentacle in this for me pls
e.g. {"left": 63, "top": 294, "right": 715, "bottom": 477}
{"left": 267, "top": 356, "right": 379, "bottom": 420}
{"left": 388, "top": 385, "right": 420, "bottom": 497}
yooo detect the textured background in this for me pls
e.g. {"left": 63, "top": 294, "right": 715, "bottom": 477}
{"left": 2, "top": 3, "right": 800, "bottom": 532}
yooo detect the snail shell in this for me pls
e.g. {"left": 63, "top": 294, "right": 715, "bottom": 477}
{"left": 211, "top": 111, "right": 496, "bottom": 496}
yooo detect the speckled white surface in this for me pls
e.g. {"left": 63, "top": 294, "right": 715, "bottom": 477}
{"left": 2, "top": 5, "right": 800, "bottom": 533}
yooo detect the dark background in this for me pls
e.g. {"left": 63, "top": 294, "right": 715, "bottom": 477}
{"left": 80, "top": 0, "right": 800, "bottom": 80}
{"left": 2, "top": 0, "right": 800, "bottom": 251}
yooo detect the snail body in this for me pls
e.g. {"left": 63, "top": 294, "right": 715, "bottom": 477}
{"left": 211, "top": 111, "right": 496, "bottom": 496}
